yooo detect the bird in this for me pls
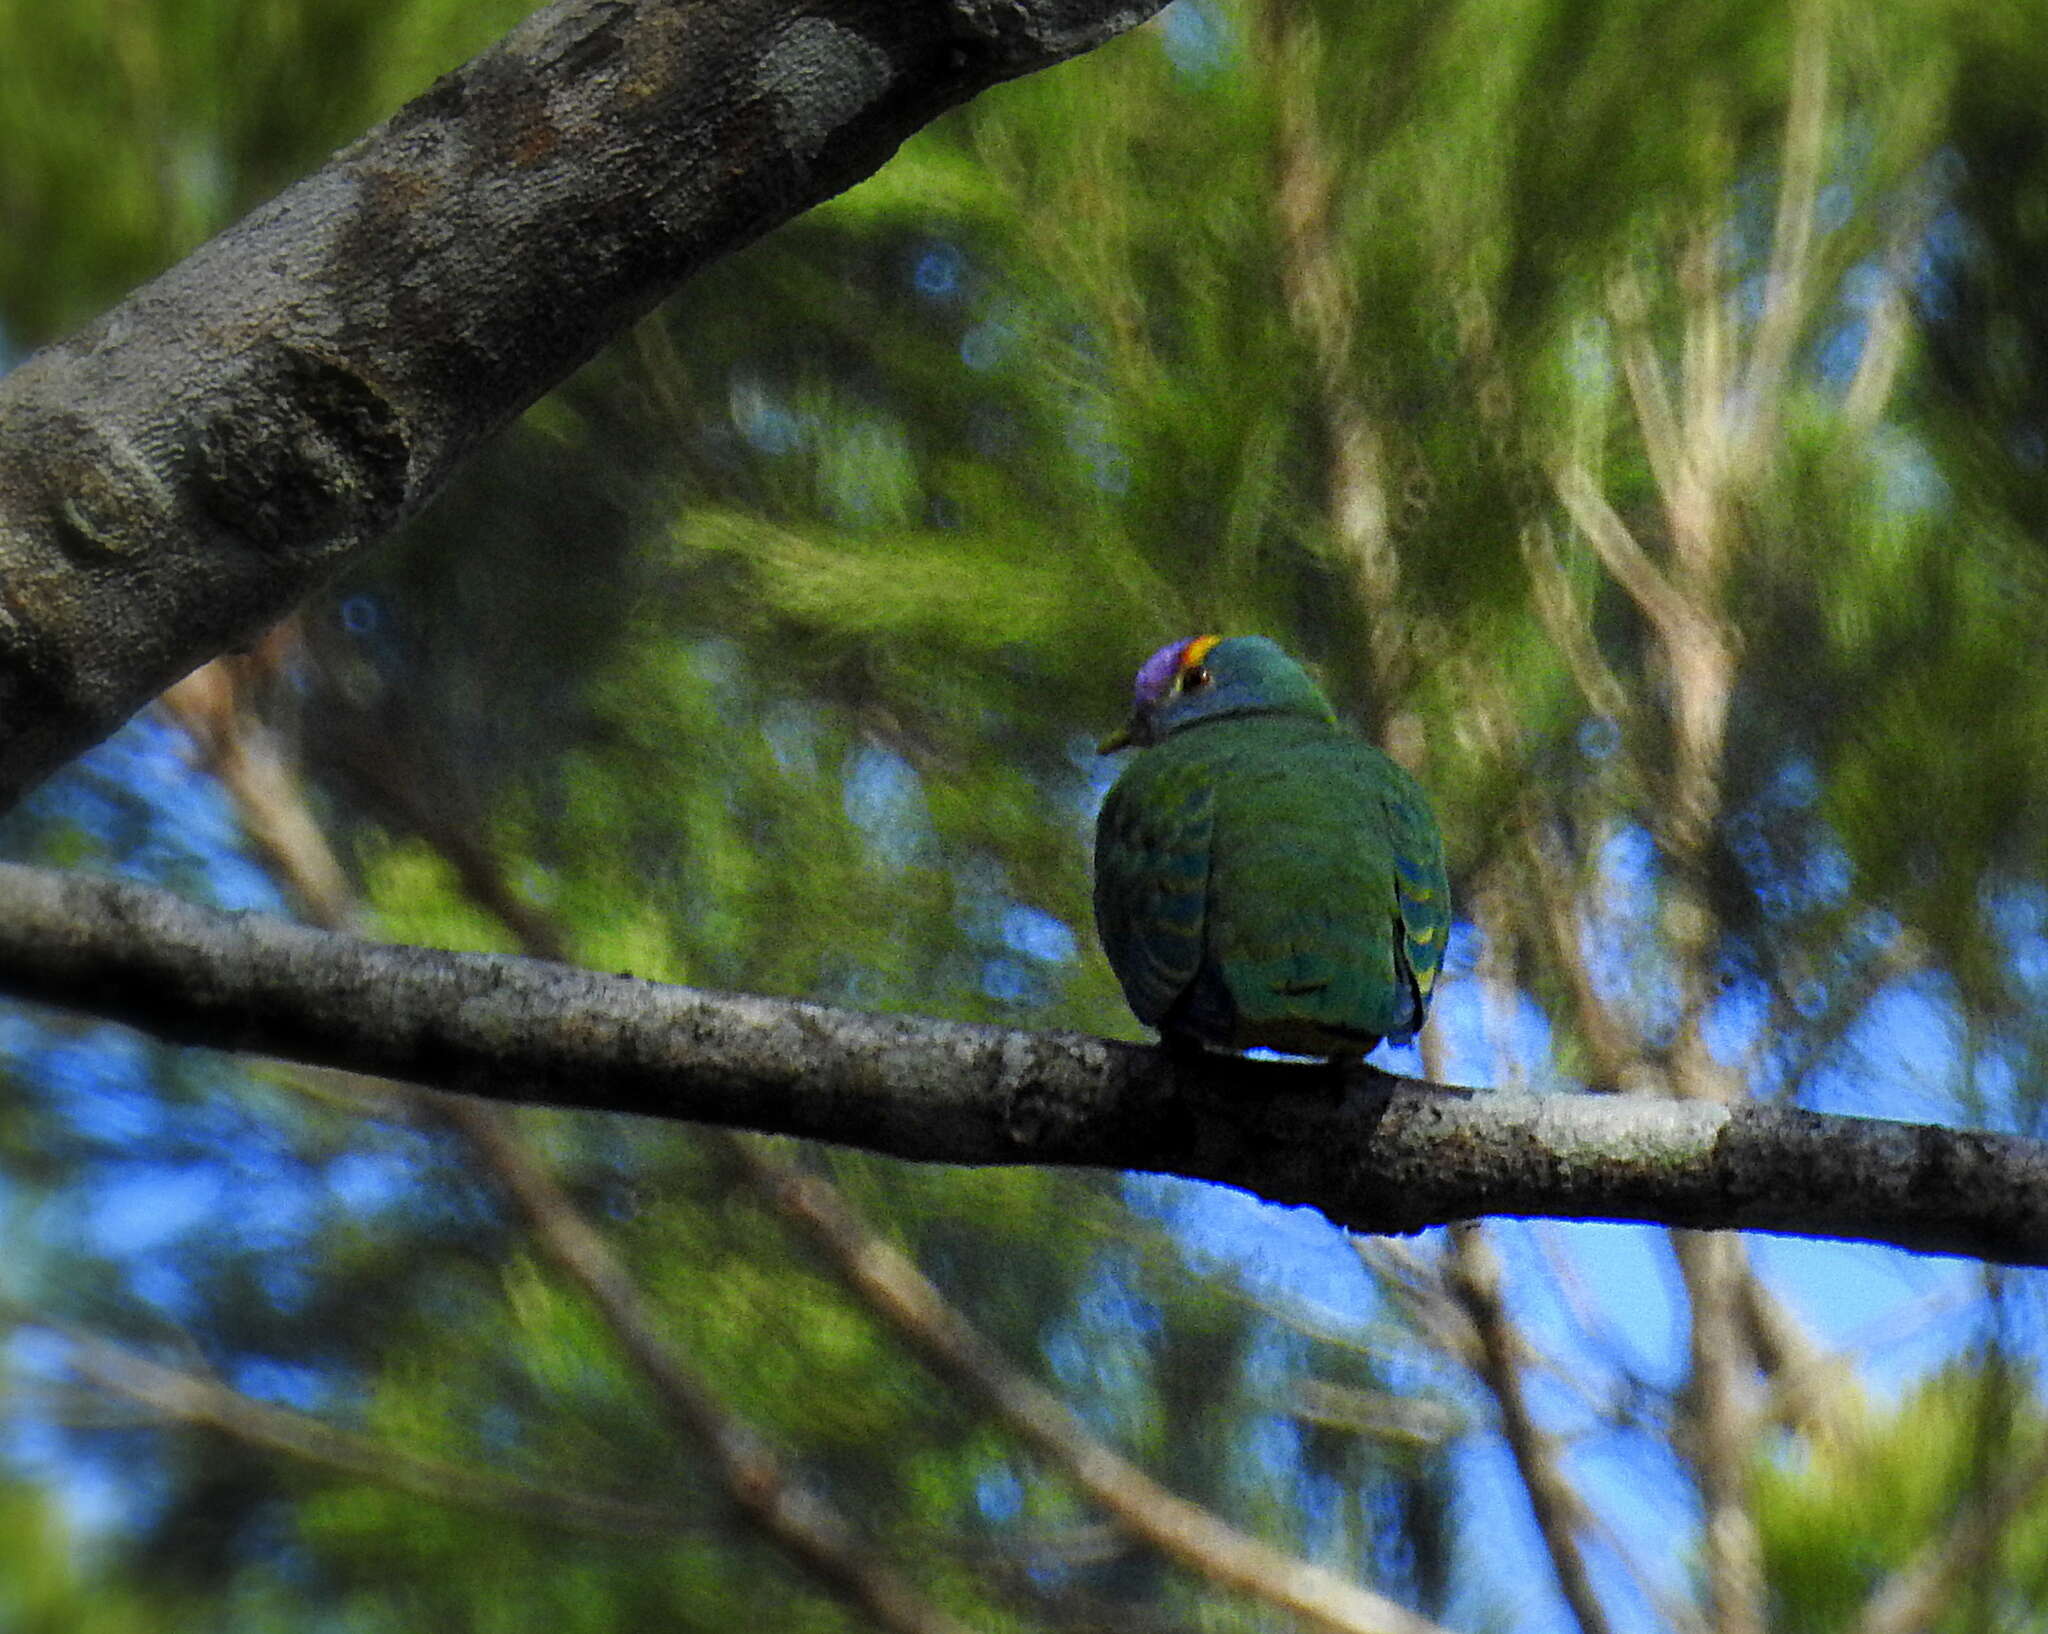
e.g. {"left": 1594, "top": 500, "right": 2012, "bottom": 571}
{"left": 1092, "top": 635, "right": 1449, "bottom": 1058}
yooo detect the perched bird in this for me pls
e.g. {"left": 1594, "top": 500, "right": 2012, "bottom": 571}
{"left": 1093, "top": 635, "right": 1449, "bottom": 1058}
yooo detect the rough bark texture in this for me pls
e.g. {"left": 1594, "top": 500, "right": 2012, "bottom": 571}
{"left": 2, "top": 862, "right": 2044, "bottom": 1265}
{"left": 0, "top": 0, "right": 1166, "bottom": 809}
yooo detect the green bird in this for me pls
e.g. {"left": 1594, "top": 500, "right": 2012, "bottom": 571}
{"left": 1093, "top": 635, "right": 1449, "bottom": 1057}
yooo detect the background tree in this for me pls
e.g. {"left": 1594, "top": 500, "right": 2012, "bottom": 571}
{"left": 2, "top": 0, "right": 2047, "bottom": 1631}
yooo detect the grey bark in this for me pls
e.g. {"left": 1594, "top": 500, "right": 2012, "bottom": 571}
{"left": 2, "top": 861, "right": 2044, "bottom": 1266}
{"left": 0, "top": 0, "right": 1166, "bottom": 810}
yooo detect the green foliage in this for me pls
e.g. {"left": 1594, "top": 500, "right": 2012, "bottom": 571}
{"left": 0, "top": 0, "right": 530, "bottom": 344}
{"left": 1758, "top": 1362, "right": 2048, "bottom": 1632}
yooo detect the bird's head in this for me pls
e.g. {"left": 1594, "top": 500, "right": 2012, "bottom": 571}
{"left": 1098, "top": 635, "right": 1337, "bottom": 752}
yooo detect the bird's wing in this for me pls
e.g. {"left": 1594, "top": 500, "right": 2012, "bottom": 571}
{"left": 1380, "top": 768, "right": 1451, "bottom": 1031}
{"left": 1093, "top": 756, "right": 1216, "bottom": 1028}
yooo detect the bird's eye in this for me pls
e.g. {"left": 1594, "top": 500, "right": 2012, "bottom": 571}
{"left": 1178, "top": 666, "right": 1211, "bottom": 693}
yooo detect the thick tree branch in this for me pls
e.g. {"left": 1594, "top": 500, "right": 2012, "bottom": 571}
{"left": 0, "top": 0, "right": 1166, "bottom": 810}
{"left": 1, "top": 863, "right": 2044, "bottom": 1265}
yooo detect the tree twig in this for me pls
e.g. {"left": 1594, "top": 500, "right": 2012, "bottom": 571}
{"left": 1260, "top": 0, "right": 1409, "bottom": 745}
{"left": 1739, "top": 0, "right": 1832, "bottom": 450}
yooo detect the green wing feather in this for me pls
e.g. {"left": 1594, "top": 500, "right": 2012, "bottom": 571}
{"left": 1379, "top": 762, "right": 1451, "bottom": 1036}
{"left": 1198, "top": 728, "right": 1410, "bottom": 1047}
{"left": 1095, "top": 715, "right": 1450, "bottom": 1053}
{"left": 1092, "top": 753, "right": 1216, "bottom": 1027}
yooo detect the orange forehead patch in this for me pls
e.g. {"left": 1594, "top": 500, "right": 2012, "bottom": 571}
{"left": 1180, "top": 634, "right": 1223, "bottom": 672}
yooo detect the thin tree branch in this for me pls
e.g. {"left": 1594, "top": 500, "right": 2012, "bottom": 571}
{"left": 740, "top": 1142, "right": 1450, "bottom": 1634}
{"left": 161, "top": 636, "right": 359, "bottom": 931}
{"left": 1676, "top": 225, "right": 1733, "bottom": 517}
{"left": 1, "top": 862, "right": 2045, "bottom": 1265}
{"left": 1653, "top": 226, "right": 1760, "bottom": 1634}
{"left": 1671, "top": 1232, "right": 1764, "bottom": 1634}
{"left": 0, "top": 0, "right": 1169, "bottom": 810}
{"left": 1764, "top": 924, "right": 1928, "bottom": 1107}
{"left": 310, "top": 690, "right": 573, "bottom": 962}
{"left": 1736, "top": 1269, "right": 1861, "bottom": 1440}
{"left": 1362, "top": 1238, "right": 1632, "bottom": 1426}
{"left": 447, "top": 1105, "right": 983, "bottom": 1634}
{"left": 1739, "top": 0, "right": 1831, "bottom": 449}
{"left": 1514, "top": 818, "right": 1654, "bottom": 1093}
{"left": 1551, "top": 462, "right": 1693, "bottom": 652}
{"left": 1360, "top": 1235, "right": 1711, "bottom": 1634}
{"left": 1608, "top": 272, "right": 1687, "bottom": 514}
{"left": 1841, "top": 209, "right": 1918, "bottom": 437}
{"left": 1285, "top": 1377, "right": 1460, "bottom": 1448}
{"left": 163, "top": 668, "right": 982, "bottom": 1634}
{"left": 1518, "top": 520, "right": 1633, "bottom": 730}
{"left": 1452, "top": 894, "right": 1614, "bottom": 1634}
{"left": 1444, "top": 1225, "right": 1614, "bottom": 1634}
{"left": 1259, "top": 0, "right": 1409, "bottom": 747}
{"left": 43, "top": 1323, "right": 700, "bottom": 1540}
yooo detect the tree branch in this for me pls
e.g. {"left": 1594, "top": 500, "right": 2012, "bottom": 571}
{"left": 1, "top": 863, "right": 2044, "bottom": 1265}
{"left": 0, "top": 0, "right": 1167, "bottom": 810}
{"left": 445, "top": 1101, "right": 983, "bottom": 1634}
{"left": 44, "top": 1321, "right": 700, "bottom": 1540}
{"left": 1445, "top": 1228, "right": 1613, "bottom": 1634}
{"left": 740, "top": 1140, "right": 1449, "bottom": 1634}
{"left": 160, "top": 669, "right": 983, "bottom": 1634}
